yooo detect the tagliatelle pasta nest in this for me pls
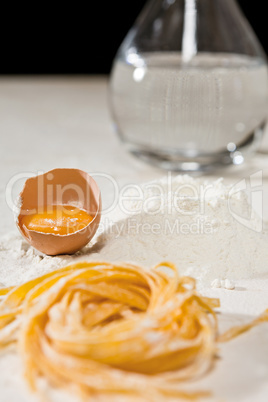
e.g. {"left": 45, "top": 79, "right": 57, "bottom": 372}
{"left": 0, "top": 261, "right": 267, "bottom": 401}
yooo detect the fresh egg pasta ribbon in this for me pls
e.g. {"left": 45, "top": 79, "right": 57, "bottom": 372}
{"left": 0, "top": 261, "right": 266, "bottom": 401}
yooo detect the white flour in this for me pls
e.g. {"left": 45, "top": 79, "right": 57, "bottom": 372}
{"left": 89, "top": 175, "right": 268, "bottom": 285}
{"left": 0, "top": 232, "right": 72, "bottom": 287}
{"left": 0, "top": 175, "right": 267, "bottom": 316}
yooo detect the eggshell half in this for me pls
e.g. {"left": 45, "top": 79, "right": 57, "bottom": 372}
{"left": 17, "top": 168, "right": 101, "bottom": 255}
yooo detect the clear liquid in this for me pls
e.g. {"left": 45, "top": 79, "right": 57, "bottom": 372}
{"left": 110, "top": 53, "right": 268, "bottom": 168}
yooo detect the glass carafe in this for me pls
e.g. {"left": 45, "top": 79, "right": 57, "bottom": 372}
{"left": 109, "top": 0, "right": 268, "bottom": 171}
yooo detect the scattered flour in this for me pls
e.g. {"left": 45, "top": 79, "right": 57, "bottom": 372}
{"left": 89, "top": 175, "right": 268, "bottom": 286}
{"left": 0, "top": 175, "right": 267, "bottom": 310}
{"left": 0, "top": 232, "right": 72, "bottom": 287}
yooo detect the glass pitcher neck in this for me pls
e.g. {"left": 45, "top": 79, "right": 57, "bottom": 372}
{"left": 124, "top": 0, "right": 266, "bottom": 61}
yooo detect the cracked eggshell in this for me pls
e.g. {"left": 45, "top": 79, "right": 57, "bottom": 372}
{"left": 17, "top": 168, "right": 101, "bottom": 256}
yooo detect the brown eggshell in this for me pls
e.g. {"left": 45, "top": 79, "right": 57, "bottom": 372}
{"left": 17, "top": 168, "right": 101, "bottom": 255}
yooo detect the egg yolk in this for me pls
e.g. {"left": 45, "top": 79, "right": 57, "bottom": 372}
{"left": 21, "top": 205, "right": 93, "bottom": 235}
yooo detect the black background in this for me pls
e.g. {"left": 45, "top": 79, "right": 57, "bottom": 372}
{"left": 0, "top": 0, "right": 265, "bottom": 75}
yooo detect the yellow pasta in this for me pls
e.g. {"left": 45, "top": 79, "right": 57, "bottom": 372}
{"left": 217, "top": 308, "right": 268, "bottom": 343}
{"left": 0, "top": 260, "right": 266, "bottom": 401}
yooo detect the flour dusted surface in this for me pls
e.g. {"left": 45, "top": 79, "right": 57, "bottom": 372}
{"left": 0, "top": 232, "right": 72, "bottom": 287}
{"left": 93, "top": 175, "right": 268, "bottom": 285}
{"left": 0, "top": 175, "right": 268, "bottom": 316}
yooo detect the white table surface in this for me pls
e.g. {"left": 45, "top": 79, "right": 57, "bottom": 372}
{"left": 1, "top": 75, "right": 268, "bottom": 236}
{"left": 0, "top": 76, "right": 268, "bottom": 402}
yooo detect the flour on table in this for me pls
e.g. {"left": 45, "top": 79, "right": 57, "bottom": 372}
{"left": 90, "top": 175, "right": 268, "bottom": 286}
{"left": 0, "top": 232, "right": 72, "bottom": 287}
{"left": 0, "top": 174, "right": 267, "bottom": 294}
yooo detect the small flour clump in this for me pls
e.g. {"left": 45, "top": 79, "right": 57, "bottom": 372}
{"left": 92, "top": 175, "right": 268, "bottom": 287}
{"left": 211, "top": 278, "right": 235, "bottom": 290}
